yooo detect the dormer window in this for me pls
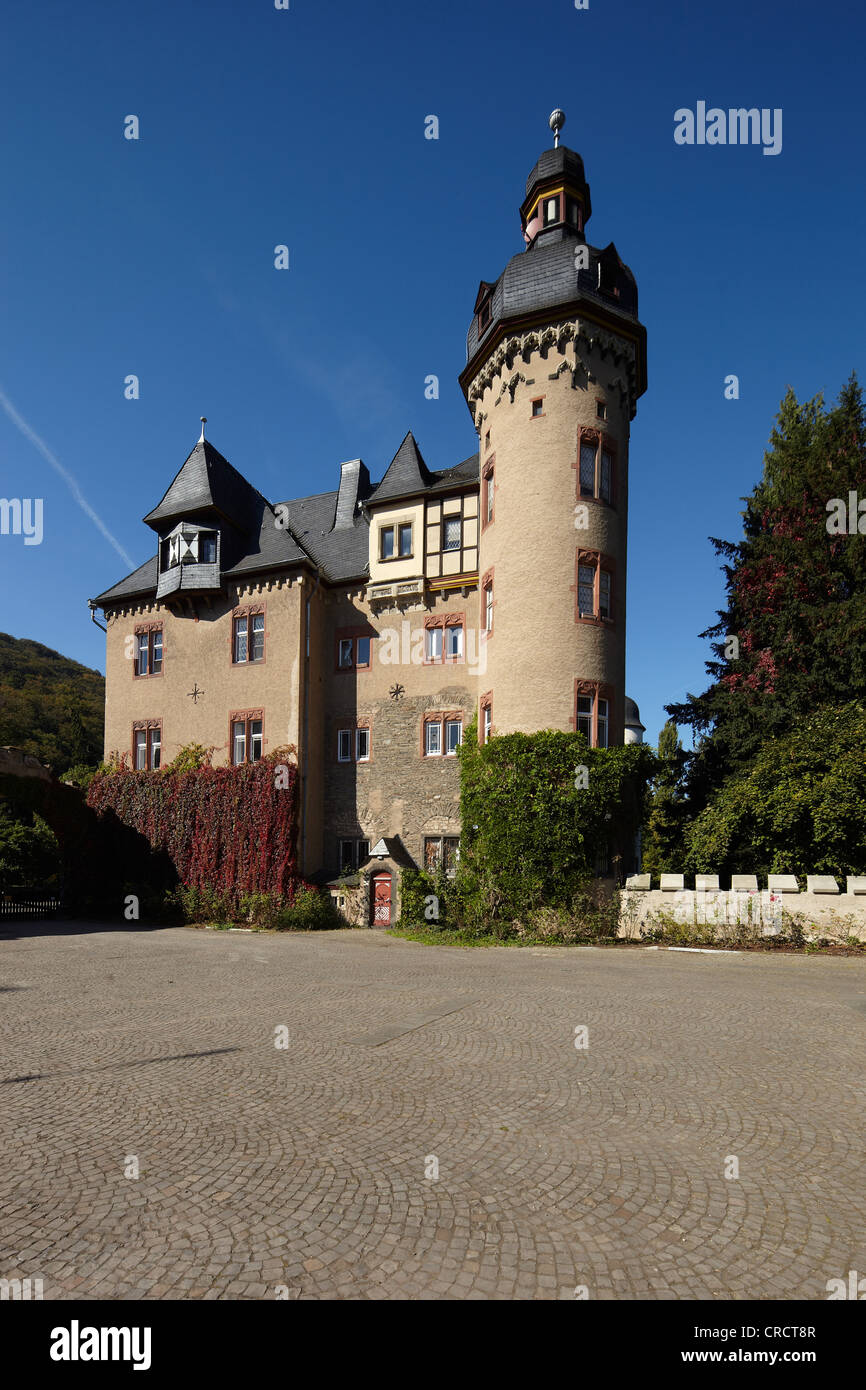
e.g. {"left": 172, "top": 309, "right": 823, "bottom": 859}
{"left": 161, "top": 528, "right": 218, "bottom": 572}
{"left": 478, "top": 297, "right": 492, "bottom": 332}
{"left": 566, "top": 196, "right": 581, "bottom": 229}
{"left": 543, "top": 195, "right": 560, "bottom": 226}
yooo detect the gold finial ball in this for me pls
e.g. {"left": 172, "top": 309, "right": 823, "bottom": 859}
{"left": 549, "top": 109, "right": 566, "bottom": 135}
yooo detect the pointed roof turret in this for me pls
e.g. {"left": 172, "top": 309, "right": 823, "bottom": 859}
{"left": 142, "top": 432, "right": 266, "bottom": 533}
{"left": 368, "top": 432, "right": 434, "bottom": 504}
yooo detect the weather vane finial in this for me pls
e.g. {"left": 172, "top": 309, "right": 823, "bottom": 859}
{"left": 549, "top": 109, "right": 566, "bottom": 148}
{"left": 199, "top": 416, "right": 207, "bottom": 443}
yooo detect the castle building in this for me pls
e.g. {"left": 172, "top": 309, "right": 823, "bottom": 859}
{"left": 91, "top": 114, "right": 647, "bottom": 920}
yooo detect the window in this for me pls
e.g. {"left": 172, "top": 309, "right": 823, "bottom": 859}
{"left": 478, "top": 298, "right": 491, "bottom": 331}
{"left": 199, "top": 531, "right": 218, "bottom": 563}
{"left": 380, "top": 526, "right": 395, "bottom": 560}
{"left": 336, "top": 633, "right": 372, "bottom": 671}
{"left": 484, "top": 431, "right": 491, "bottom": 451}
{"left": 575, "top": 686, "right": 612, "bottom": 748}
{"left": 600, "top": 449, "right": 613, "bottom": 503}
{"left": 543, "top": 195, "right": 560, "bottom": 226}
{"left": 597, "top": 698, "right": 609, "bottom": 749}
{"left": 443, "top": 517, "right": 461, "bottom": 551}
{"left": 576, "top": 553, "right": 613, "bottom": 622}
{"left": 484, "top": 581, "right": 494, "bottom": 633}
{"left": 578, "top": 564, "right": 595, "bottom": 617}
{"left": 566, "top": 196, "right": 581, "bottom": 229}
{"left": 576, "top": 695, "right": 593, "bottom": 743}
{"left": 232, "top": 716, "right": 263, "bottom": 765}
{"left": 424, "top": 836, "right": 460, "bottom": 874}
{"left": 579, "top": 441, "right": 596, "bottom": 497}
{"left": 577, "top": 434, "right": 615, "bottom": 504}
{"left": 425, "top": 617, "right": 464, "bottom": 663}
{"left": 599, "top": 570, "right": 611, "bottom": 620}
{"left": 134, "top": 628, "right": 163, "bottom": 677}
{"left": 340, "top": 839, "right": 370, "bottom": 874}
{"left": 338, "top": 725, "right": 371, "bottom": 762}
{"left": 481, "top": 700, "right": 492, "bottom": 745}
{"left": 233, "top": 611, "right": 265, "bottom": 664}
{"left": 596, "top": 401, "right": 607, "bottom": 421}
{"left": 424, "top": 715, "right": 462, "bottom": 757}
{"left": 133, "top": 722, "right": 161, "bottom": 770}
{"left": 398, "top": 523, "right": 413, "bottom": 557}
{"left": 531, "top": 398, "right": 544, "bottom": 418}
{"left": 483, "top": 465, "right": 494, "bottom": 525}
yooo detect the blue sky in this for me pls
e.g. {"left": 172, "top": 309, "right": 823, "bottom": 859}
{"left": 1, "top": 0, "right": 863, "bottom": 746}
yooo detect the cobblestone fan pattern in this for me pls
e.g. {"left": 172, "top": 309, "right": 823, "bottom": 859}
{"left": 1, "top": 926, "right": 865, "bottom": 1300}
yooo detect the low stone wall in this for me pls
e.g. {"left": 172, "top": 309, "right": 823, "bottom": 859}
{"left": 619, "top": 888, "right": 866, "bottom": 941}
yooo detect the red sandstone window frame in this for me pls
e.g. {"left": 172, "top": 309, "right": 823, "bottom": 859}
{"left": 131, "top": 718, "right": 162, "bottom": 770}
{"left": 133, "top": 622, "right": 164, "bottom": 679}
{"left": 421, "top": 711, "right": 463, "bottom": 758}
{"left": 571, "top": 681, "right": 613, "bottom": 749}
{"left": 530, "top": 397, "right": 545, "bottom": 419}
{"left": 229, "top": 709, "right": 264, "bottom": 765}
{"left": 573, "top": 429, "right": 617, "bottom": 507}
{"left": 574, "top": 551, "right": 615, "bottom": 626}
{"left": 480, "top": 691, "right": 493, "bottom": 745}
{"left": 423, "top": 613, "right": 465, "bottom": 665}
{"left": 481, "top": 568, "right": 495, "bottom": 637}
{"left": 231, "top": 603, "right": 267, "bottom": 666}
{"left": 481, "top": 459, "right": 495, "bottom": 529}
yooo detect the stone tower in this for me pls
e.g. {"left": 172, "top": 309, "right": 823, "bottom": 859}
{"left": 460, "top": 113, "right": 647, "bottom": 747}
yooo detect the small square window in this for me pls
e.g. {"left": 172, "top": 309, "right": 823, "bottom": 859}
{"left": 443, "top": 518, "right": 461, "bottom": 551}
{"left": 531, "top": 399, "right": 543, "bottom": 417}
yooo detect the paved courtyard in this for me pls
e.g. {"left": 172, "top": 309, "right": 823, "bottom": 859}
{"left": 1, "top": 924, "right": 864, "bottom": 1300}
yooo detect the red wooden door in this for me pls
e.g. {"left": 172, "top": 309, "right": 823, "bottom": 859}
{"left": 371, "top": 873, "right": 392, "bottom": 926}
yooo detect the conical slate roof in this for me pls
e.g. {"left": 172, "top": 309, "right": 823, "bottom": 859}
{"left": 142, "top": 440, "right": 265, "bottom": 531}
{"left": 367, "top": 432, "right": 433, "bottom": 504}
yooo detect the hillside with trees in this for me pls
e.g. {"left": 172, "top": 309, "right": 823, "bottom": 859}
{"left": 0, "top": 632, "right": 104, "bottom": 772}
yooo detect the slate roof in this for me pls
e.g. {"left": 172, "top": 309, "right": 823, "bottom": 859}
{"left": 93, "top": 436, "right": 480, "bottom": 606}
{"left": 142, "top": 440, "right": 267, "bottom": 531}
{"left": 466, "top": 235, "right": 639, "bottom": 364}
{"left": 524, "top": 145, "right": 589, "bottom": 203}
{"left": 366, "top": 432, "right": 433, "bottom": 504}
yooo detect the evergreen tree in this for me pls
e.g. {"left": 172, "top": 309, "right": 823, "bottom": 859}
{"left": 668, "top": 376, "right": 866, "bottom": 807}
{"left": 641, "top": 720, "right": 686, "bottom": 875}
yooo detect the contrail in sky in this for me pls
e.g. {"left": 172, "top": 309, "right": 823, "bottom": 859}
{"left": 0, "top": 385, "right": 135, "bottom": 569}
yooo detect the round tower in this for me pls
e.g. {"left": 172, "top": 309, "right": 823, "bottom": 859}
{"left": 460, "top": 112, "right": 647, "bottom": 747}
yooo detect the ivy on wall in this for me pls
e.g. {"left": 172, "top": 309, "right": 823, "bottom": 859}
{"left": 431, "top": 720, "right": 656, "bottom": 935}
{"left": 86, "top": 747, "right": 303, "bottom": 910}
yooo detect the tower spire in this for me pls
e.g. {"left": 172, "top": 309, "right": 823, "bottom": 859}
{"left": 549, "top": 108, "right": 566, "bottom": 148}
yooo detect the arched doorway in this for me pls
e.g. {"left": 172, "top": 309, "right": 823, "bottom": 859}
{"left": 370, "top": 871, "right": 392, "bottom": 926}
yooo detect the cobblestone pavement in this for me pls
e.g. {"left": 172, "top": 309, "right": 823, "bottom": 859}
{"left": 1, "top": 925, "right": 864, "bottom": 1300}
